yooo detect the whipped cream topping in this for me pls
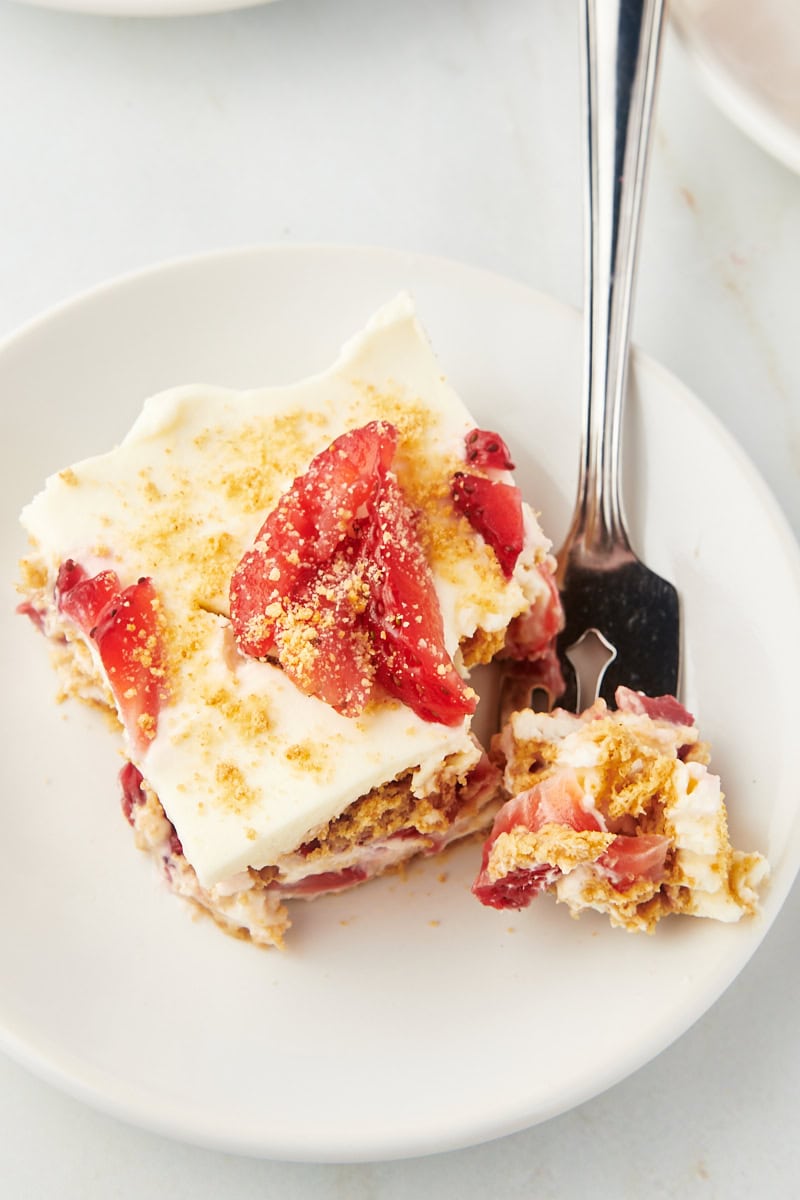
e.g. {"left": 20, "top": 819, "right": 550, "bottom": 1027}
{"left": 22, "top": 295, "right": 555, "bottom": 887}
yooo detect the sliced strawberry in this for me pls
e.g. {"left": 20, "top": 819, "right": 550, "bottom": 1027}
{"left": 54, "top": 558, "right": 87, "bottom": 602}
{"left": 305, "top": 421, "right": 397, "bottom": 555}
{"left": 230, "top": 422, "right": 472, "bottom": 727}
{"left": 230, "top": 421, "right": 397, "bottom": 658}
{"left": 273, "top": 866, "right": 368, "bottom": 897}
{"left": 597, "top": 834, "right": 670, "bottom": 892}
{"left": 275, "top": 543, "right": 374, "bottom": 718}
{"left": 464, "top": 427, "right": 515, "bottom": 470}
{"left": 119, "top": 761, "right": 146, "bottom": 826}
{"left": 57, "top": 566, "right": 122, "bottom": 635}
{"left": 367, "top": 476, "right": 476, "bottom": 725}
{"left": 92, "top": 578, "right": 166, "bottom": 752}
{"left": 473, "top": 864, "right": 559, "bottom": 910}
{"left": 473, "top": 769, "right": 601, "bottom": 909}
{"left": 55, "top": 562, "right": 167, "bottom": 752}
{"left": 490, "top": 768, "right": 601, "bottom": 840}
{"left": 499, "top": 565, "right": 566, "bottom": 700}
{"left": 504, "top": 565, "right": 564, "bottom": 659}
{"left": 451, "top": 472, "right": 524, "bottom": 578}
{"left": 615, "top": 687, "right": 695, "bottom": 727}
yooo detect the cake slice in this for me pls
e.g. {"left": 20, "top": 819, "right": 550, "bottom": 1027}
{"left": 474, "top": 687, "right": 768, "bottom": 931}
{"left": 17, "top": 295, "right": 563, "bottom": 947}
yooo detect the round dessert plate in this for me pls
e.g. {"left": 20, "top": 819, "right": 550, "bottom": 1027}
{"left": 1, "top": 245, "right": 799, "bottom": 1162}
{"left": 671, "top": 0, "right": 800, "bottom": 174}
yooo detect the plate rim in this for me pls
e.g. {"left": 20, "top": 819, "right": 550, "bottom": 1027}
{"left": 8, "top": 0, "right": 274, "bottom": 18}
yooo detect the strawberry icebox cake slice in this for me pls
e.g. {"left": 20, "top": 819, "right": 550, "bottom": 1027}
{"left": 474, "top": 688, "right": 768, "bottom": 931}
{"left": 16, "top": 294, "right": 564, "bottom": 948}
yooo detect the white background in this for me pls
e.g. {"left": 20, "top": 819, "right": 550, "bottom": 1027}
{"left": 1, "top": 0, "right": 798, "bottom": 1195}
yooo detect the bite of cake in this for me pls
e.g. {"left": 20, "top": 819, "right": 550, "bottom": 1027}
{"left": 474, "top": 686, "right": 768, "bottom": 931}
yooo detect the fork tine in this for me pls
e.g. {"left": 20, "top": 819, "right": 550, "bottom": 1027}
{"left": 556, "top": 559, "right": 680, "bottom": 709}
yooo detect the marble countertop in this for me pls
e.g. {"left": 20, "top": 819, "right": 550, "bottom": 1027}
{"left": 1, "top": 0, "right": 798, "bottom": 1194}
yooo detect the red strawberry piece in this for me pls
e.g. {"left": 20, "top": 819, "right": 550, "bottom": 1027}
{"left": 597, "top": 833, "right": 670, "bottom": 892}
{"left": 54, "top": 558, "right": 87, "bottom": 601}
{"left": 615, "top": 687, "right": 695, "bottom": 727}
{"left": 304, "top": 421, "right": 397, "bottom": 556}
{"left": 57, "top": 565, "right": 122, "bottom": 635}
{"left": 451, "top": 471, "right": 524, "bottom": 578}
{"left": 275, "top": 542, "right": 375, "bottom": 718}
{"left": 472, "top": 768, "right": 600, "bottom": 909}
{"left": 230, "top": 421, "right": 472, "bottom": 726}
{"left": 56, "top": 561, "right": 167, "bottom": 752}
{"left": 473, "top": 864, "right": 560, "bottom": 910}
{"left": 490, "top": 768, "right": 601, "bottom": 841}
{"left": 273, "top": 866, "right": 368, "bottom": 897}
{"left": 230, "top": 421, "right": 397, "bottom": 659}
{"left": 366, "top": 475, "right": 476, "bottom": 726}
{"left": 464, "top": 427, "right": 515, "bottom": 470}
{"left": 119, "top": 761, "right": 146, "bottom": 825}
{"left": 92, "top": 577, "right": 166, "bottom": 752}
{"left": 503, "top": 565, "right": 564, "bottom": 659}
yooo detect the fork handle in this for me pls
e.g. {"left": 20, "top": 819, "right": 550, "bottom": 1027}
{"left": 569, "top": 0, "right": 665, "bottom": 562}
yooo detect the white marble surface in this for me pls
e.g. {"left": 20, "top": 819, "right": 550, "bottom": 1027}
{"left": 1, "top": 0, "right": 798, "bottom": 1194}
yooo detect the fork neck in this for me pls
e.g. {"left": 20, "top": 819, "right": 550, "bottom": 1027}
{"left": 568, "top": 0, "right": 665, "bottom": 563}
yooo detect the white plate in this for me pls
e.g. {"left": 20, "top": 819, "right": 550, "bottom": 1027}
{"left": 1, "top": 245, "right": 799, "bottom": 1162}
{"left": 672, "top": 0, "right": 800, "bottom": 174}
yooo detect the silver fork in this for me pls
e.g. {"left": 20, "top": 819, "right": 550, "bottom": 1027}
{"left": 554, "top": 0, "right": 679, "bottom": 712}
